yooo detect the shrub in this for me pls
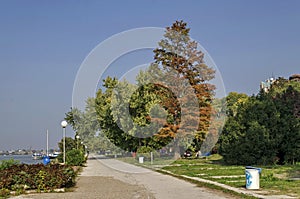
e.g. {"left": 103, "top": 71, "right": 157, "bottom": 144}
{"left": 66, "top": 149, "right": 85, "bottom": 166}
{"left": 0, "top": 159, "right": 20, "bottom": 170}
{"left": 57, "top": 149, "right": 86, "bottom": 166}
{"left": 0, "top": 188, "right": 10, "bottom": 197}
{"left": 0, "top": 164, "right": 76, "bottom": 194}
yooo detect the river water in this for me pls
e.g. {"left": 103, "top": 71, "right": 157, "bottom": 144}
{"left": 0, "top": 154, "right": 43, "bottom": 164}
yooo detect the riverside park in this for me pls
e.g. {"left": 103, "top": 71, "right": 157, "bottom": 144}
{"left": 0, "top": 1, "right": 300, "bottom": 199}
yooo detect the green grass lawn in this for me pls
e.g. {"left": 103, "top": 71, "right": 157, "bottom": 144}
{"left": 161, "top": 155, "right": 300, "bottom": 198}
{"left": 118, "top": 154, "right": 299, "bottom": 198}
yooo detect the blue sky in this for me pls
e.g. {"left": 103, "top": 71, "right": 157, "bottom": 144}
{"left": 0, "top": 0, "right": 299, "bottom": 151}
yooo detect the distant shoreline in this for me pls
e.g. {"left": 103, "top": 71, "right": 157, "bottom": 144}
{"left": 0, "top": 154, "right": 43, "bottom": 164}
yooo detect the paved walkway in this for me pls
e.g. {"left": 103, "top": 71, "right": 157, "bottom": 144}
{"left": 13, "top": 155, "right": 235, "bottom": 199}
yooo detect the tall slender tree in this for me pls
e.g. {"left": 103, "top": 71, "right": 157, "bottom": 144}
{"left": 152, "top": 21, "right": 216, "bottom": 156}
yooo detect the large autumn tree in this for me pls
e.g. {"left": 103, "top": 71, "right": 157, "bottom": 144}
{"left": 151, "top": 21, "right": 216, "bottom": 156}
{"left": 66, "top": 21, "right": 217, "bottom": 156}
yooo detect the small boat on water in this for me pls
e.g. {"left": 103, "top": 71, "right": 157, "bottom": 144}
{"left": 48, "top": 152, "right": 60, "bottom": 159}
{"left": 32, "top": 153, "right": 43, "bottom": 160}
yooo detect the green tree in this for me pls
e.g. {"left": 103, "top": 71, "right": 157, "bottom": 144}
{"left": 225, "top": 92, "right": 249, "bottom": 117}
{"left": 271, "top": 84, "right": 300, "bottom": 164}
{"left": 68, "top": 21, "right": 217, "bottom": 157}
{"left": 95, "top": 77, "right": 140, "bottom": 152}
{"left": 58, "top": 137, "right": 77, "bottom": 152}
{"left": 219, "top": 77, "right": 300, "bottom": 165}
{"left": 94, "top": 77, "right": 172, "bottom": 152}
{"left": 65, "top": 99, "right": 99, "bottom": 142}
{"left": 65, "top": 97, "right": 118, "bottom": 153}
{"left": 219, "top": 96, "right": 277, "bottom": 165}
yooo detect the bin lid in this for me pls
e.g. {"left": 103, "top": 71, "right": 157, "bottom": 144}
{"left": 245, "top": 166, "right": 262, "bottom": 174}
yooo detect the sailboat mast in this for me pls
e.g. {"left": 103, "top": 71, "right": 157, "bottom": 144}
{"left": 46, "top": 129, "right": 49, "bottom": 156}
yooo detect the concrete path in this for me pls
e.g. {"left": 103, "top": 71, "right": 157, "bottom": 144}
{"left": 82, "top": 157, "right": 233, "bottom": 199}
{"left": 12, "top": 155, "right": 236, "bottom": 199}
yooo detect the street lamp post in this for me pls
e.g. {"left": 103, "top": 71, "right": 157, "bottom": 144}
{"left": 61, "top": 120, "right": 68, "bottom": 164}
